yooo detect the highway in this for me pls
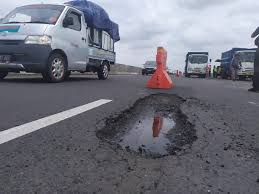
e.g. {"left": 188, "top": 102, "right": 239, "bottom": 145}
{"left": 0, "top": 74, "right": 258, "bottom": 193}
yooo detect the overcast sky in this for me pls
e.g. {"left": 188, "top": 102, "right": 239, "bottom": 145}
{"left": 0, "top": 0, "right": 258, "bottom": 70}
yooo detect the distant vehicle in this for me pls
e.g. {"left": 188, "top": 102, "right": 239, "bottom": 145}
{"left": 220, "top": 48, "right": 256, "bottom": 80}
{"left": 167, "top": 68, "right": 174, "bottom": 75}
{"left": 0, "top": 2, "right": 120, "bottom": 82}
{"left": 142, "top": 61, "right": 156, "bottom": 75}
{"left": 185, "top": 52, "right": 209, "bottom": 78}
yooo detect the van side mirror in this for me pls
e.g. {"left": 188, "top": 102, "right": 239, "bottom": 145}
{"left": 63, "top": 17, "right": 74, "bottom": 27}
{"left": 210, "top": 59, "right": 212, "bottom": 63}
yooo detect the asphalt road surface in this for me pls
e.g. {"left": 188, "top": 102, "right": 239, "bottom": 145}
{"left": 0, "top": 74, "right": 258, "bottom": 194}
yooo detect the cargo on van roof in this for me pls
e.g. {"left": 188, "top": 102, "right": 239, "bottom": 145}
{"left": 65, "top": 0, "right": 120, "bottom": 42}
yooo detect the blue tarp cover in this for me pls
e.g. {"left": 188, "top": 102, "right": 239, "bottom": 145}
{"left": 65, "top": 0, "right": 120, "bottom": 42}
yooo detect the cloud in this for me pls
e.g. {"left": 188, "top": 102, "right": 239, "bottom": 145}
{"left": 176, "top": 0, "right": 234, "bottom": 10}
{"left": 0, "top": 0, "right": 258, "bottom": 71}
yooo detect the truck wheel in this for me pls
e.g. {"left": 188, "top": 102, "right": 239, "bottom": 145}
{"left": 0, "top": 72, "right": 8, "bottom": 80}
{"left": 43, "top": 53, "right": 67, "bottom": 83}
{"left": 98, "top": 63, "right": 109, "bottom": 80}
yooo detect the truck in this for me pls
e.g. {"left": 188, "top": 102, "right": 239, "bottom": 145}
{"left": 0, "top": 1, "right": 120, "bottom": 82}
{"left": 185, "top": 52, "right": 209, "bottom": 78}
{"left": 220, "top": 48, "right": 256, "bottom": 80}
{"left": 142, "top": 61, "right": 156, "bottom": 75}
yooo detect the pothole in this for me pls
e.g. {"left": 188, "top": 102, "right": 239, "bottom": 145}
{"left": 97, "top": 94, "right": 197, "bottom": 158}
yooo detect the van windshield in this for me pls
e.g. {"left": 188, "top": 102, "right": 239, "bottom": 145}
{"left": 189, "top": 55, "right": 208, "bottom": 64}
{"left": 144, "top": 61, "right": 156, "bottom": 68}
{"left": 2, "top": 5, "right": 65, "bottom": 25}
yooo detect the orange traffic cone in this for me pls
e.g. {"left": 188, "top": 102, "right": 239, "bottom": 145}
{"left": 146, "top": 47, "right": 174, "bottom": 89}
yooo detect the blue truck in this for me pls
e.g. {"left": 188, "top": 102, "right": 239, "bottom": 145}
{"left": 185, "top": 52, "right": 209, "bottom": 78}
{"left": 220, "top": 48, "right": 256, "bottom": 80}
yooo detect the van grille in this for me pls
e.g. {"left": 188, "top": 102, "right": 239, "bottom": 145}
{"left": 0, "top": 40, "right": 22, "bottom": 46}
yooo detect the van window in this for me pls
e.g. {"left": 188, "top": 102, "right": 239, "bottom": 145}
{"left": 65, "top": 11, "right": 81, "bottom": 31}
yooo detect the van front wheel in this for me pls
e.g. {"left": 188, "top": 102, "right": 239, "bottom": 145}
{"left": 98, "top": 63, "right": 109, "bottom": 80}
{"left": 43, "top": 53, "right": 67, "bottom": 83}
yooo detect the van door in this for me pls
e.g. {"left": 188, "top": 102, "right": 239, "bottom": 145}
{"left": 61, "top": 9, "right": 88, "bottom": 70}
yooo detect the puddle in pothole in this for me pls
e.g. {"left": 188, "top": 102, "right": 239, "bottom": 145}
{"left": 119, "top": 116, "right": 175, "bottom": 156}
{"left": 97, "top": 94, "right": 197, "bottom": 158}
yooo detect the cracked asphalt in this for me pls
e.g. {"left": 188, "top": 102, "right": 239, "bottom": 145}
{"left": 0, "top": 75, "right": 258, "bottom": 193}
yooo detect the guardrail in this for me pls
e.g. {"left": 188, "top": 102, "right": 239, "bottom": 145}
{"left": 9, "top": 64, "right": 141, "bottom": 76}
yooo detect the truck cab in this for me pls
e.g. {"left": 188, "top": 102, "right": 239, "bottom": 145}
{"left": 185, "top": 52, "right": 209, "bottom": 78}
{"left": 235, "top": 50, "right": 256, "bottom": 79}
{"left": 220, "top": 48, "right": 256, "bottom": 80}
{"left": 0, "top": 3, "right": 119, "bottom": 82}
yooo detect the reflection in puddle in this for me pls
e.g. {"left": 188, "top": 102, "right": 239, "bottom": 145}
{"left": 152, "top": 116, "right": 163, "bottom": 137}
{"left": 119, "top": 116, "right": 175, "bottom": 156}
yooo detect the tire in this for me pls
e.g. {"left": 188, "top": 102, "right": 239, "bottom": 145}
{"left": 42, "top": 53, "right": 67, "bottom": 83}
{"left": 0, "top": 72, "right": 8, "bottom": 80}
{"left": 98, "top": 62, "right": 109, "bottom": 80}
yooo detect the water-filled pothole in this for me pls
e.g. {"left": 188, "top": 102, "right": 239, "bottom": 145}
{"left": 97, "top": 94, "right": 197, "bottom": 158}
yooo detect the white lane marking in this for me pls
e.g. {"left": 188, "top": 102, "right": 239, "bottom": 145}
{"left": 248, "top": 101, "right": 259, "bottom": 107}
{"left": 224, "top": 85, "right": 250, "bottom": 90}
{"left": 0, "top": 99, "right": 112, "bottom": 145}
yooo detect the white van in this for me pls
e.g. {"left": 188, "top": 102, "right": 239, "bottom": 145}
{"left": 0, "top": 4, "right": 119, "bottom": 82}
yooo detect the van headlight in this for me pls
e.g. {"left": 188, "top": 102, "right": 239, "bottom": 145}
{"left": 25, "top": 35, "right": 52, "bottom": 45}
